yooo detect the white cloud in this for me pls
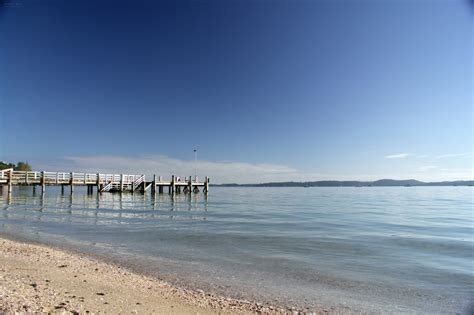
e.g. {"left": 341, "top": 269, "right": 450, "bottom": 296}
{"left": 435, "top": 153, "right": 472, "bottom": 159}
{"left": 385, "top": 153, "right": 412, "bottom": 159}
{"left": 418, "top": 165, "right": 437, "bottom": 172}
{"left": 436, "top": 168, "right": 474, "bottom": 180}
{"left": 34, "top": 155, "right": 321, "bottom": 184}
{"left": 24, "top": 155, "right": 474, "bottom": 184}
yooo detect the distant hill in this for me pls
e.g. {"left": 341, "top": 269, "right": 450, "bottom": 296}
{"left": 215, "top": 179, "right": 473, "bottom": 187}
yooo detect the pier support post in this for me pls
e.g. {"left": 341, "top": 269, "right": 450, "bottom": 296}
{"left": 70, "top": 172, "right": 74, "bottom": 194}
{"left": 120, "top": 174, "right": 124, "bottom": 192}
{"left": 41, "top": 171, "right": 45, "bottom": 195}
{"left": 96, "top": 173, "right": 100, "bottom": 194}
{"left": 188, "top": 176, "right": 192, "bottom": 194}
{"left": 7, "top": 169, "right": 12, "bottom": 194}
{"left": 151, "top": 175, "right": 156, "bottom": 194}
{"left": 204, "top": 177, "right": 209, "bottom": 194}
{"left": 171, "top": 175, "right": 175, "bottom": 194}
{"left": 61, "top": 185, "right": 64, "bottom": 195}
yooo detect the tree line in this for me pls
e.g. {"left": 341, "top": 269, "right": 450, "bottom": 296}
{"left": 0, "top": 161, "right": 32, "bottom": 171}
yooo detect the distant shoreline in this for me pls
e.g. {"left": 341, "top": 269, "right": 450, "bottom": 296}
{"left": 213, "top": 179, "right": 473, "bottom": 187}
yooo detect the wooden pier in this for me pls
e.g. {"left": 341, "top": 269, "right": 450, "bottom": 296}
{"left": 0, "top": 169, "right": 209, "bottom": 195}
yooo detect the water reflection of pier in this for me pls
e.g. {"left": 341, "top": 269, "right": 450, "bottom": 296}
{"left": 0, "top": 186, "right": 209, "bottom": 225}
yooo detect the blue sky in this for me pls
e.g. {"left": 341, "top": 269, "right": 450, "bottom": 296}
{"left": 0, "top": 0, "right": 472, "bottom": 183}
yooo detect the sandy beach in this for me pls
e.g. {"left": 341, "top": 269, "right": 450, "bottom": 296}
{"left": 0, "top": 237, "right": 289, "bottom": 314}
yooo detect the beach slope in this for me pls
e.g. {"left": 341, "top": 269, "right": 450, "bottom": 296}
{"left": 0, "top": 238, "right": 273, "bottom": 314}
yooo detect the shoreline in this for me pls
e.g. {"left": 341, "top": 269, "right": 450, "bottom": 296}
{"left": 0, "top": 236, "right": 293, "bottom": 314}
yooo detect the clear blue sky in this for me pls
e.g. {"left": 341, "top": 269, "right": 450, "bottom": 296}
{"left": 0, "top": 0, "right": 472, "bottom": 183}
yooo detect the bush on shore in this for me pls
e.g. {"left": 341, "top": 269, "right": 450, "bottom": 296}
{"left": 0, "top": 161, "right": 32, "bottom": 171}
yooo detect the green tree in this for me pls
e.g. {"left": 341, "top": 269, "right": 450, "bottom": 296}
{"left": 14, "top": 162, "right": 32, "bottom": 171}
{"left": 0, "top": 161, "right": 15, "bottom": 170}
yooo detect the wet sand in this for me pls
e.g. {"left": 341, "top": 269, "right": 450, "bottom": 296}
{"left": 0, "top": 237, "right": 291, "bottom": 314}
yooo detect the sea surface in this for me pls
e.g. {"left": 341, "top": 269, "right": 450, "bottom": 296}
{"left": 0, "top": 186, "right": 472, "bottom": 314}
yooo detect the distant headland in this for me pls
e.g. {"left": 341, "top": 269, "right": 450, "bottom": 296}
{"left": 215, "top": 179, "right": 473, "bottom": 187}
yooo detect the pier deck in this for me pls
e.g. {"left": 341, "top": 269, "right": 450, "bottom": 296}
{"left": 0, "top": 169, "right": 209, "bottom": 195}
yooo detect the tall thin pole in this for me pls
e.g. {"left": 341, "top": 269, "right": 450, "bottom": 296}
{"left": 193, "top": 149, "right": 197, "bottom": 181}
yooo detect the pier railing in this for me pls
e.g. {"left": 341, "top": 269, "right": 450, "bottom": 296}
{"left": 0, "top": 168, "right": 13, "bottom": 181}
{"left": 0, "top": 171, "right": 142, "bottom": 185}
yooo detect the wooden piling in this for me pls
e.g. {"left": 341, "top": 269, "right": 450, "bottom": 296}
{"left": 204, "top": 177, "right": 209, "bottom": 194}
{"left": 151, "top": 175, "right": 156, "bottom": 194}
{"left": 70, "top": 172, "right": 74, "bottom": 194}
{"left": 7, "top": 170, "right": 12, "bottom": 194}
{"left": 171, "top": 175, "right": 176, "bottom": 194}
{"left": 41, "top": 171, "right": 45, "bottom": 194}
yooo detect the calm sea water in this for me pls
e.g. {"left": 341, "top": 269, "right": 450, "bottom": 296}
{"left": 0, "top": 186, "right": 472, "bottom": 313}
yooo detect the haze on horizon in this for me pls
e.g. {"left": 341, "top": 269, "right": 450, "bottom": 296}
{"left": 0, "top": 0, "right": 472, "bottom": 184}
